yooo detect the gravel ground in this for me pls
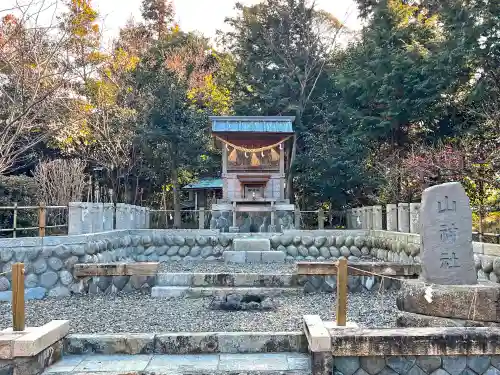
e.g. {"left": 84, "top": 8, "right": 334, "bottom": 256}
{"left": 159, "top": 261, "right": 299, "bottom": 273}
{"left": 158, "top": 258, "right": 378, "bottom": 273}
{"left": 0, "top": 290, "right": 398, "bottom": 333}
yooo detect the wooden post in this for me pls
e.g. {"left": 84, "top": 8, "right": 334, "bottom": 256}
{"left": 336, "top": 258, "right": 347, "bottom": 326}
{"left": 12, "top": 263, "right": 25, "bottom": 331}
{"left": 12, "top": 203, "right": 17, "bottom": 238}
{"left": 318, "top": 209, "right": 324, "bottom": 230}
{"left": 38, "top": 203, "right": 46, "bottom": 237}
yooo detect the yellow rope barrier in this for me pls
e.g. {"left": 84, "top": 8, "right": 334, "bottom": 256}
{"left": 214, "top": 135, "right": 292, "bottom": 153}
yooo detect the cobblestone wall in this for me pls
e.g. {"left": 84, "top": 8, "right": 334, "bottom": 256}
{"left": 331, "top": 355, "right": 500, "bottom": 375}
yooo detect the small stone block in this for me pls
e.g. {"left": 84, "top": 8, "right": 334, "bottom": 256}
{"left": 13, "top": 320, "right": 69, "bottom": 357}
{"left": 261, "top": 251, "right": 285, "bottom": 263}
{"left": 150, "top": 286, "right": 189, "bottom": 298}
{"left": 223, "top": 251, "right": 246, "bottom": 264}
{"left": 233, "top": 238, "right": 271, "bottom": 252}
{"left": 246, "top": 251, "right": 262, "bottom": 263}
{"left": 303, "top": 315, "right": 331, "bottom": 351}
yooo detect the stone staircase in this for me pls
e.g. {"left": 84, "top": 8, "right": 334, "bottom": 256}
{"left": 151, "top": 271, "right": 302, "bottom": 298}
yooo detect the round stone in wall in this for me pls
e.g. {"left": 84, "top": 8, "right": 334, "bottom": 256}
{"left": 314, "top": 236, "right": 326, "bottom": 248}
{"left": 141, "top": 236, "right": 152, "bottom": 246}
{"left": 298, "top": 245, "right": 308, "bottom": 257}
{"left": 26, "top": 248, "right": 40, "bottom": 261}
{"left": 340, "top": 246, "right": 350, "bottom": 258}
{"left": 335, "top": 236, "right": 345, "bottom": 248}
{"left": 319, "top": 247, "right": 330, "bottom": 258}
{"left": 276, "top": 245, "right": 286, "bottom": 254}
{"left": 178, "top": 246, "right": 190, "bottom": 257}
{"left": 144, "top": 246, "right": 155, "bottom": 256}
{"left": 0, "top": 249, "right": 12, "bottom": 262}
{"left": 345, "top": 236, "right": 354, "bottom": 247}
{"left": 201, "top": 246, "right": 213, "bottom": 258}
{"left": 196, "top": 235, "right": 208, "bottom": 246}
{"left": 361, "top": 246, "right": 370, "bottom": 256}
{"left": 482, "top": 256, "right": 494, "bottom": 273}
{"left": 152, "top": 234, "right": 163, "bottom": 246}
{"left": 492, "top": 258, "right": 500, "bottom": 276}
{"left": 34, "top": 259, "right": 48, "bottom": 275}
{"left": 308, "top": 246, "right": 319, "bottom": 258}
{"left": 48, "top": 257, "right": 63, "bottom": 271}
{"left": 173, "top": 236, "right": 185, "bottom": 246}
{"left": 25, "top": 274, "right": 38, "bottom": 288}
{"left": 190, "top": 246, "right": 201, "bottom": 257}
{"left": 348, "top": 256, "right": 360, "bottom": 262}
{"left": 301, "top": 236, "right": 314, "bottom": 247}
{"left": 136, "top": 246, "right": 145, "bottom": 255}
{"left": 0, "top": 277, "right": 10, "bottom": 292}
{"left": 329, "top": 247, "right": 340, "bottom": 258}
{"left": 286, "top": 245, "right": 298, "bottom": 257}
{"left": 59, "top": 270, "right": 73, "bottom": 286}
{"left": 218, "top": 236, "right": 230, "bottom": 247}
{"left": 325, "top": 236, "right": 335, "bottom": 247}
{"left": 292, "top": 236, "right": 301, "bottom": 246}
{"left": 280, "top": 235, "right": 293, "bottom": 247}
{"left": 350, "top": 246, "right": 361, "bottom": 257}
{"left": 270, "top": 235, "right": 281, "bottom": 249}
{"left": 354, "top": 236, "right": 364, "bottom": 248}
{"left": 156, "top": 246, "right": 168, "bottom": 256}
{"left": 40, "top": 271, "right": 58, "bottom": 288}
{"left": 164, "top": 236, "right": 174, "bottom": 246}
{"left": 185, "top": 237, "right": 195, "bottom": 247}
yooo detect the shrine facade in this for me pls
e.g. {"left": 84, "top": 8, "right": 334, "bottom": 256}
{"left": 209, "top": 116, "right": 296, "bottom": 233}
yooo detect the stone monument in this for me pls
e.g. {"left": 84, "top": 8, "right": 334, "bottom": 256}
{"left": 397, "top": 182, "right": 500, "bottom": 327}
{"left": 420, "top": 182, "right": 477, "bottom": 285}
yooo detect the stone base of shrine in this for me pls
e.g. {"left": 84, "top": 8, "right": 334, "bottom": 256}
{"left": 397, "top": 280, "right": 500, "bottom": 323}
{"left": 396, "top": 311, "right": 500, "bottom": 328}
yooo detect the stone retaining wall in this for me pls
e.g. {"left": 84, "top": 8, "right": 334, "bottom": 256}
{"left": 311, "top": 325, "right": 500, "bottom": 375}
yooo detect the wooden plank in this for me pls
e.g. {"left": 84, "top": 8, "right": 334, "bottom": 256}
{"left": 38, "top": 203, "right": 46, "bottom": 237}
{"left": 336, "top": 259, "right": 347, "bottom": 326}
{"left": 302, "top": 315, "right": 331, "bottom": 352}
{"left": 12, "top": 263, "right": 25, "bottom": 332}
{"left": 73, "top": 262, "right": 159, "bottom": 277}
{"left": 13, "top": 320, "right": 69, "bottom": 357}
{"left": 296, "top": 261, "right": 420, "bottom": 276}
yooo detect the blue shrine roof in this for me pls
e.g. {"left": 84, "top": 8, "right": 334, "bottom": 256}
{"left": 183, "top": 178, "right": 223, "bottom": 190}
{"left": 210, "top": 116, "right": 295, "bottom": 134}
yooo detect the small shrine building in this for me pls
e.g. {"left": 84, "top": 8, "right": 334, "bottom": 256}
{"left": 209, "top": 116, "right": 296, "bottom": 233}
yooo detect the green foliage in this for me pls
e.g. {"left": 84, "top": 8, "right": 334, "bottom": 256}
{"left": 0, "top": 176, "right": 38, "bottom": 236}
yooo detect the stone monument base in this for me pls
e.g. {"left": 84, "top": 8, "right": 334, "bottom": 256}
{"left": 396, "top": 311, "right": 500, "bottom": 328}
{"left": 397, "top": 280, "right": 500, "bottom": 323}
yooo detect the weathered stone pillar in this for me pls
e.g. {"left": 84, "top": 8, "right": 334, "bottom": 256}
{"left": 294, "top": 208, "right": 301, "bottom": 229}
{"left": 398, "top": 203, "right": 410, "bottom": 233}
{"left": 410, "top": 202, "right": 421, "bottom": 234}
{"left": 115, "top": 203, "right": 128, "bottom": 230}
{"left": 346, "top": 209, "right": 352, "bottom": 229}
{"left": 68, "top": 202, "right": 87, "bottom": 235}
{"left": 103, "top": 203, "right": 114, "bottom": 231}
{"left": 386, "top": 204, "right": 398, "bottom": 232}
{"left": 145, "top": 208, "right": 151, "bottom": 229}
{"left": 318, "top": 209, "right": 325, "bottom": 230}
{"left": 365, "top": 206, "right": 373, "bottom": 230}
{"left": 198, "top": 207, "right": 205, "bottom": 230}
{"left": 360, "top": 207, "right": 367, "bottom": 229}
{"left": 91, "top": 203, "right": 104, "bottom": 233}
{"left": 353, "top": 208, "right": 361, "bottom": 229}
{"left": 373, "top": 205, "right": 383, "bottom": 230}
{"left": 229, "top": 202, "right": 239, "bottom": 233}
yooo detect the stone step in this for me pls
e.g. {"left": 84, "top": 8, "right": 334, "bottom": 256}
{"left": 43, "top": 353, "right": 311, "bottom": 374}
{"left": 233, "top": 238, "right": 271, "bottom": 252}
{"left": 224, "top": 250, "right": 285, "bottom": 263}
{"left": 156, "top": 272, "right": 298, "bottom": 287}
{"left": 150, "top": 286, "right": 302, "bottom": 298}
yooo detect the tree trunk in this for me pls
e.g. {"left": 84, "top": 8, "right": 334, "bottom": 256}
{"left": 170, "top": 149, "right": 182, "bottom": 228}
{"left": 286, "top": 134, "right": 297, "bottom": 202}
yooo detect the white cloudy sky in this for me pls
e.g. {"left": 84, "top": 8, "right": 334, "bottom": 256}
{"left": 1, "top": 0, "right": 360, "bottom": 42}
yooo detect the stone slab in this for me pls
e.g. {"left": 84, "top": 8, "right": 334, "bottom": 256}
{"left": 233, "top": 238, "right": 271, "bottom": 252}
{"left": 302, "top": 315, "right": 331, "bottom": 352}
{"left": 12, "top": 320, "right": 69, "bottom": 357}
{"left": 397, "top": 279, "right": 500, "bottom": 322}
{"left": 64, "top": 333, "right": 156, "bottom": 355}
{"left": 328, "top": 326, "right": 500, "bottom": 356}
{"left": 296, "top": 261, "right": 420, "bottom": 276}
{"left": 396, "top": 311, "right": 500, "bottom": 328}
{"left": 223, "top": 251, "right": 246, "bottom": 264}
{"left": 73, "top": 262, "right": 159, "bottom": 277}
{"left": 420, "top": 182, "right": 477, "bottom": 285}
{"left": 260, "top": 251, "right": 285, "bottom": 263}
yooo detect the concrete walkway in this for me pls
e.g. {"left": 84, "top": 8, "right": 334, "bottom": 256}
{"left": 43, "top": 352, "right": 311, "bottom": 374}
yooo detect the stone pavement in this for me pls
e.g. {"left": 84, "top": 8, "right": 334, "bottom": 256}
{"left": 43, "top": 352, "right": 311, "bottom": 374}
